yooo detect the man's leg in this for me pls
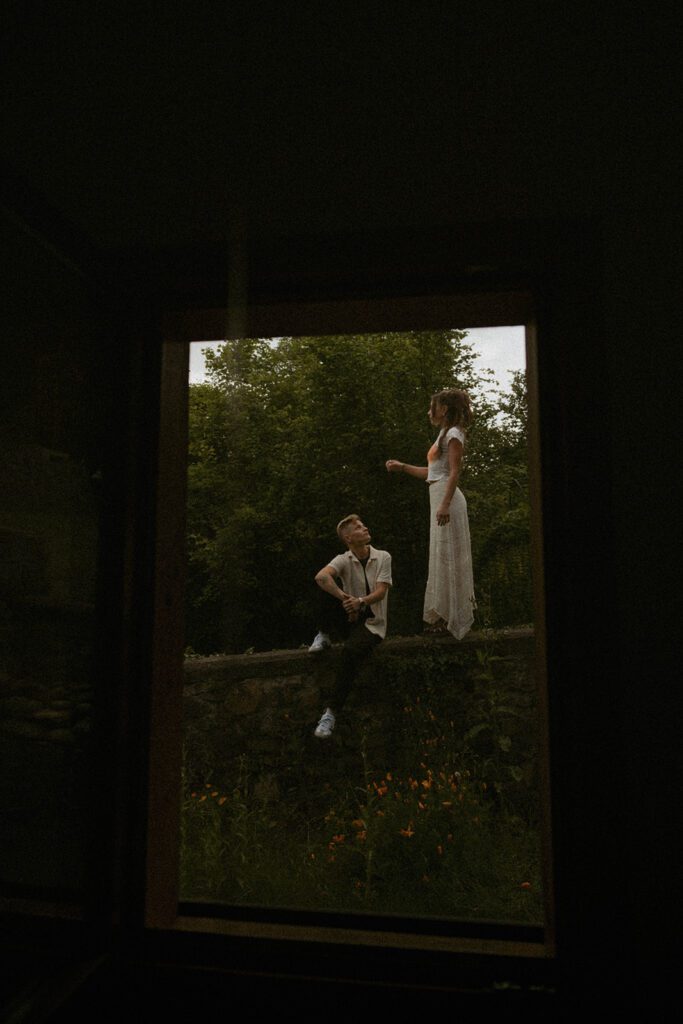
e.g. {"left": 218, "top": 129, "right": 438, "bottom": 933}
{"left": 329, "top": 622, "right": 381, "bottom": 713}
{"left": 310, "top": 578, "right": 348, "bottom": 651}
{"left": 315, "top": 622, "right": 380, "bottom": 738}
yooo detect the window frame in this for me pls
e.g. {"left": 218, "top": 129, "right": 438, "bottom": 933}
{"left": 144, "top": 287, "right": 555, "bottom": 966}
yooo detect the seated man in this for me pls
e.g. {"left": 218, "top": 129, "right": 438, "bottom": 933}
{"left": 310, "top": 514, "right": 392, "bottom": 738}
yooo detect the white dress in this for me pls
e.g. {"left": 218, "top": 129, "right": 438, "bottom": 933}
{"left": 422, "top": 427, "right": 476, "bottom": 639}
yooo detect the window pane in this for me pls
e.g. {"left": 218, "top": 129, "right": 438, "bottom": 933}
{"left": 180, "top": 326, "right": 545, "bottom": 925}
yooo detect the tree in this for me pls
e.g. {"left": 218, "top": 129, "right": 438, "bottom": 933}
{"left": 185, "top": 333, "right": 532, "bottom": 653}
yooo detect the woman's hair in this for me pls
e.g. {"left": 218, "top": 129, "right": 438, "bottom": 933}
{"left": 431, "top": 388, "right": 474, "bottom": 432}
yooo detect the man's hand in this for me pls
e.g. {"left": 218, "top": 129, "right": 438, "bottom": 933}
{"left": 342, "top": 594, "right": 363, "bottom": 614}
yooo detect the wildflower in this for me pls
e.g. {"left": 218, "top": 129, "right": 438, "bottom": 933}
{"left": 386, "top": 772, "right": 393, "bottom": 781}
{"left": 441, "top": 800, "right": 452, "bottom": 808}
{"left": 376, "top": 810, "right": 385, "bottom": 817}
{"left": 218, "top": 797, "right": 227, "bottom": 806}
{"left": 328, "top": 855, "right": 336, "bottom": 863}
{"left": 205, "top": 783, "right": 211, "bottom": 789}
{"left": 309, "top": 853, "right": 315, "bottom": 860}
{"left": 422, "top": 874, "right": 430, "bottom": 884}
{"left": 211, "top": 791, "right": 219, "bottom": 797}
{"left": 190, "top": 792, "right": 197, "bottom": 798}
{"left": 447, "top": 834, "right": 453, "bottom": 842}
{"left": 410, "top": 779, "right": 419, "bottom": 790}
{"left": 399, "top": 825, "right": 415, "bottom": 838}
{"left": 332, "top": 834, "right": 345, "bottom": 844}
{"left": 436, "top": 844, "right": 443, "bottom": 856}
{"left": 351, "top": 819, "right": 366, "bottom": 830}
{"left": 520, "top": 881, "right": 531, "bottom": 889}
{"left": 375, "top": 784, "right": 388, "bottom": 797}
{"left": 421, "top": 779, "right": 432, "bottom": 790}
{"left": 199, "top": 795, "right": 207, "bottom": 802}
{"left": 418, "top": 801, "right": 426, "bottom": 811}
{"left": 356, "top": 831, "right": 367, "bottom": 842}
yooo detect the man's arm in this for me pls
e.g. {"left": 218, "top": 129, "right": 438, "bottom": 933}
{"left": 314, "top": 564, "right": 350, "bottom": 602}
{"left": 341, "top": 581, "right": 389, "bottom": 615}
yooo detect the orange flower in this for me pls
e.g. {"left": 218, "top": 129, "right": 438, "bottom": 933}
{"left": 332, "top": 834, "right": 345, "bottom": 843}
{"left": 351, "top": 819, "right": 366, "bottom": 830}
{"left": 211, "top": 791, "right": 219, "bottom": 797}
{"left": 386, "top": 772, "right": 393, "bottom": 781}
{"left": 520, "top": 881, "right": 531, "bottom": 889}
{"left": 356, "top": 831, "right": 367, "bottom": 842}
{"left": 418, "top": 801, "right": 426, "bottom": 811}
{"left": 190, "top": 792, "right": 197, "bottom": 798}
{"left": 399, "top": 824, "right": 415, "bottom": 838}
{"left": 376, "top": 810, "right": 385, "bottom": 817}
{"left": 218, "top": 796, "right": 227, "bottom": 805}
{"left": 199, "top": 795, "right": 207, "bottom": 802}
{"left": 436, "top": 844, "right": 443, "bottom": 856}
{"left": 441, "top": 800, "right": 453, "bottom": 808}
{"left": 421, "top": 779, "right": 432, "bottom": 790}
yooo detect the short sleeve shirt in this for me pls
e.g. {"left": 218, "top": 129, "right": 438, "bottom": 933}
{"left": 427, "top": 426, "right": 465, "bottom": 482}
{"left": 327, "top": 546, "right": 392, "bottom": 639}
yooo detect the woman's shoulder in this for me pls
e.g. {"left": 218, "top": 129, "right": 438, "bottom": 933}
{"left": 445, "top": 425, "right": 465, "bottom": 443}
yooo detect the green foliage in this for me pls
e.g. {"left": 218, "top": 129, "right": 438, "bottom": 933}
{"left": 186, "top": 333, "right": 532, "bottom": 653}
{"left": 179, "top": 702, "right": 543, "bottom": 921}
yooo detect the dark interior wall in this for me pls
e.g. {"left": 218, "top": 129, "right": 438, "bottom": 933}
{"left": 0, "top": 2, "right": 678, "bottom": 1005}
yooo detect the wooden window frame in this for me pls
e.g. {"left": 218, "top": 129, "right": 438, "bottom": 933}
{"left": 144, "top": 288, "right": 555, "bottom": 970}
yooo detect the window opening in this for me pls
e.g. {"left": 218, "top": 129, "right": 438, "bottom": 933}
{"left": 176, "top": 321, "right": 549, "bottom": 933}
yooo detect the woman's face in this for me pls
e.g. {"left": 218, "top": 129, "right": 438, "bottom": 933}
{"left": 429, "top": 401, "right": 447, "bottom": 426}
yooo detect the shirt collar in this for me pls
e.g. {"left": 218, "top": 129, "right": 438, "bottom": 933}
{"left": 348, "top": 545, "right": 376, "bottom": 563}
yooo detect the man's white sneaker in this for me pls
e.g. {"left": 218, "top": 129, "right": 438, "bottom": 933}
{"left": 308, "top": 631, "right": 331, "bottom": 653}
{"left": 314, "top": 708, "right": 336, "bottom": 739}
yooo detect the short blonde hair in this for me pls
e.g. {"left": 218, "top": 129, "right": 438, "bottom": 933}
{"left": 336, "top": 513, "right": 361, "bottom": 542}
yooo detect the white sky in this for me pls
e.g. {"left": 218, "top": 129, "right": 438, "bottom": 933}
{"left": 188, "top": 326, "right": 526, "bottom": 394}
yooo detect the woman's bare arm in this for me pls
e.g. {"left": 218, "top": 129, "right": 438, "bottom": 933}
{"left": 435, "top": 438, "right": 463, "bottom": 525}
{"left": 385, "top": 459, "right": 428, "bottom": 480}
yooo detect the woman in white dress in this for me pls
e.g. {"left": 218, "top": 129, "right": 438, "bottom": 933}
{"left": 385, "top": 389, "right": 475, "bottom": 639}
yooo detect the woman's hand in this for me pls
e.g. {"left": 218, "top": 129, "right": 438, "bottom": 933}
{"left": 385, "top": 459, "right": 403, "bottom": 473}
{"left": 436, "top": 504, "right": 450, "bottom": 526}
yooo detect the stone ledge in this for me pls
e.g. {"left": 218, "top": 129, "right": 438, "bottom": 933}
{"left": 183, "top": 627, "right": 534, "bottom": 682}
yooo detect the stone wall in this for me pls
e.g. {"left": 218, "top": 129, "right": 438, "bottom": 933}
{"left": 183, "top": 628, "right": 538, "bottom": 807}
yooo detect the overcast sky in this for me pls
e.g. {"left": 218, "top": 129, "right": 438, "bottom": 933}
{"left": 189, "top": 326, "right": 526, "bottom": 393}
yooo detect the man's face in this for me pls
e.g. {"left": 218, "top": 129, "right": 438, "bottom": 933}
{"left": 344, "top": 519, "right": 371, "bottom": 547}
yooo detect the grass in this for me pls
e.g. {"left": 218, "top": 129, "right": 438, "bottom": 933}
{"left": 180, "top": 715, "right": 543, "bottom": 923}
